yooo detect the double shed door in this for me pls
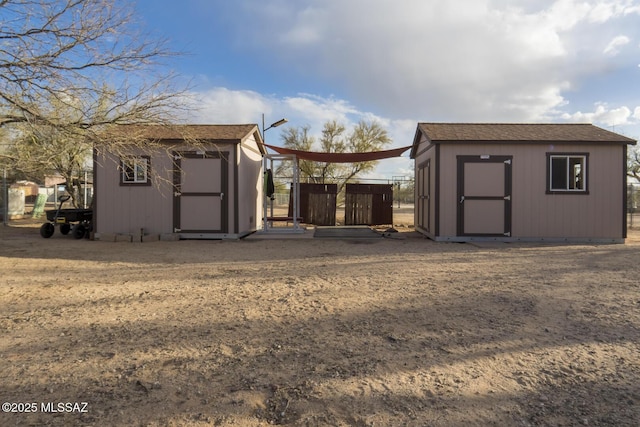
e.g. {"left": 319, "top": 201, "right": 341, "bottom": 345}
{"left": 173, "top": 151, "right": 228, "bottom": 233}
{"left": 417, "top": 160, "right": 431, "bottom": 233}
{"left": 457, "top": 155, "right": 512, "bottom": 237}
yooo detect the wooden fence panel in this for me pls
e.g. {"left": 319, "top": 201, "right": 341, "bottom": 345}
{"left": 308, "top": 192, "right": 337, "bottom": 226}
{"left": 345, "top": 184, "right": 393, "bottom": 225}
{"left": 289, "top": 183, "right": 337, "bottom": 226}
{"left": 345, "top": 193, "right": 372, "bottom": 225}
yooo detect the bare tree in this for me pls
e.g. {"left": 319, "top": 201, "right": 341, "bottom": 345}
{"left": 278, "top": 120, "right": 392, "bottom": 196}
{"left": 629, "top": 145, "right": 640, "bottom": 183}
{"left": 0, "top": 0, "right": 190, "bottom": 166}
{"left": 337, "top": 120, "right": 392, "bottom": 193}
{"left": 9, "top": 125, "right": 91, "bottom": 206}
{"left": 279, "top": 125, "right": 316, "bottom": 183}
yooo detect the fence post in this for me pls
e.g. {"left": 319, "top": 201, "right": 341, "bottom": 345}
{"left": 632, "top": 184, "right": 636, "bottom": 229}
{"left": 2, "top": 168, "right": 7, "bottom": 226}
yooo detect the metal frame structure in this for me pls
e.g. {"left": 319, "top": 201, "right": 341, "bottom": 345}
{"left": 261, "top": 153, "right": 304, "bottom": 233}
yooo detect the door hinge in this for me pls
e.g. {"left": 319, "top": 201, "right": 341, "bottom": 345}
{"left": 174, "top": 228, "right": 181, "bottom": 233}
{"left": 174, "top": 154, "right": 182, "bottom": 160}
{"left": 174, "top": 191, "right": 181, "bottom": 197}
{"left": 504, "top": 159, "right": 512, "bottom": 165}
{"left": 504, "top": 231, "right": 511, "bottom": 237}
{"left": 504, "top": 195, "right": 511, "bottom": 201}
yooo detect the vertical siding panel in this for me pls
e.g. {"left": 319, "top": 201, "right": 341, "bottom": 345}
{"left": 436, "top": 143, "right": 625, "bottom": 240}
{"left": 413, "top": 142, "right": 437, "bottom": 236}
{"left": 97, "top": 149, "right": 175, "bottom": 236}
{"left": 439, "top": 146, "right": 457, "bottom": 237}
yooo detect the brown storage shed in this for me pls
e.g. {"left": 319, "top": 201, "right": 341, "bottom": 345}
{"left": 93, "top": 124, "right": 265, "bottom": 240}
{"left": 411, "top": 123, "right": 637, "bottom": 243}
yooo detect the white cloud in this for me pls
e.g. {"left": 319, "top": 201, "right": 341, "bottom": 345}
{"left": 185, "top": 87, "right": 269, "bottom": 124}
{"left": 177, "top": 1, "right": 640, "bottom": 167}
{"left": 184, "top": 88, "right": 415, "bottom": 142}
{"left": 560, "top": 103, "right": 634, "bottom": 126}
{"left": 183, "top": 88, "right": 417, "bottom": 178}
{"left": 227, "top": 0, "right": 640, "bottom": 124}
{"left": 603, "top": 35, "right": 630, "bottom": 55}
{"left": 183, "top": 88, "right": 419, "bottom": 177}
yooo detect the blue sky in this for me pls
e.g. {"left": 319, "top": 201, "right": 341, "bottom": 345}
{"left": 134, "top": 0, "right": 640, "bottom": 178}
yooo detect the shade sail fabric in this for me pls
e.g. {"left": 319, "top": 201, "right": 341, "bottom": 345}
{"left": 262, "top": 143, "right": 412, "bottom": 163}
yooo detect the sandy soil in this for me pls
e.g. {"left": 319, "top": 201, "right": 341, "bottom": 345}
{"left": 1, "top": 220, "right": 639, "bottom": 426}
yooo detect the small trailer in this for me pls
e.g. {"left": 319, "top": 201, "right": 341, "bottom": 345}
{"left": 40, "top": 195, "right": 93, "bottom": 239}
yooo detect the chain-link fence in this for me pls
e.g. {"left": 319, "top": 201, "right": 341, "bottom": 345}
{"left": 1, "top": 168, "right": 7, "bottom": 225}
{"left": 629, "top": 183, "right": 640, "bottom": 230}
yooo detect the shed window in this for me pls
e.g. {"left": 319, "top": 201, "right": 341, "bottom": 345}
{"left": 547, "top": 154, "right": 588, "bottom": 193}
{"left": 120, "top": 156, "right": 150, "bottom": 185}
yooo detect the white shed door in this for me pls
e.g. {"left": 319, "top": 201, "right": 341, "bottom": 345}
{"left": 174, "top": 151, "right": 228, "bottom": 233}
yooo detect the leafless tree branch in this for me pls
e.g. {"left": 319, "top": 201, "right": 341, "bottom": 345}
{"left": 0, "top": 0, "right": 189, "bottom": 133}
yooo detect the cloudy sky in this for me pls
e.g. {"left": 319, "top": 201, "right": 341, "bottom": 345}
{"left": 135, "top": 0, "right": 640, "bottom": 178}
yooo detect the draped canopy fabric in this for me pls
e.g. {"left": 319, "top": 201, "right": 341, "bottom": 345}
{"left": 262, "top": 143, "right": 412, "bottom": 163}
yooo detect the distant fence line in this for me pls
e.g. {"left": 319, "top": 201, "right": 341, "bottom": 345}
{"left": 2, "top": 168, "right": 7, "bottom": 225}
{"left": 629, "top": 183, "right": 640, "bottom": 229}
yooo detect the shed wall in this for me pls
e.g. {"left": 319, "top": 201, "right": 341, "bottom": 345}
{"left": 413, "top": 136, "right": 437, "bottom": 238}
{"left": 436, "top": 143, "right": 625, "bottom": 240}
{"left": 237, "top": 135, "right": 264, "bottom": 235}
{"left": 95, "top": 142, "right": 256, "bottom": 237}
{"left": 95, "top": 147, "right": 174, "bottom": 236}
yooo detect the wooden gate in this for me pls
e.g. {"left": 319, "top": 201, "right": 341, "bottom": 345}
{"left": 345, "top": 184, "right": 393, "bottom": 225}
{"left": 289, "top": 183, "right": 337, "bottom": 226}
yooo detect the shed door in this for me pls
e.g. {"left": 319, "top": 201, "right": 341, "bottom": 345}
{"left": 457, "top": 156, "right": 512, "bottom": 237}
{"left": 174, "top": 151, "right": 228, "bottom": 233}
{"left": 417, "top": 160, "right": 431, "bottom": 232}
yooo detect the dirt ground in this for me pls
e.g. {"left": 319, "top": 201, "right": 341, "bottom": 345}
{"left": 1, "top": 219, "right": 639, "bottom": 427}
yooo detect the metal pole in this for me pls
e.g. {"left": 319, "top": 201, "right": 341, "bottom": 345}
{"left": 2, "top": 168, "right": 7, "bottom": 226}
{"left": 632, "top": 184, "right": 635, "bottom": 229}
{"left": 263, "top": 156, "right": 268, "bottom": 231}
{"left": 294, "top": 157, "right": 300, "bottom": 230}
{"left": 84, "top": 170, "right": 88, "bottom": 209}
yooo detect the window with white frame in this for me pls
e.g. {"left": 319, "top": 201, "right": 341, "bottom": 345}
{"left": 120, "top": 156, "right": 150, "bottom": 185}
{"left": 547, "top": 153, "right": 588, "bottom": 193}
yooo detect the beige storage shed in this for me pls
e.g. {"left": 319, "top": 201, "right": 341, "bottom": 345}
{"left": 93, "top": 124, "right": 265, "bottom": 240}
{"left": 411, "top": 123, "right": 637, "bottom": 243}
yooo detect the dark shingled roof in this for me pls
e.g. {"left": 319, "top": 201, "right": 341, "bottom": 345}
{"left": 113, "top": 124, "right": 262, "bottom": 142}
{"left": 411, "top": 123, "right": 636, "bottom": 158}
{"left": 416, "top": 123, "right": 636, "bottom": 143}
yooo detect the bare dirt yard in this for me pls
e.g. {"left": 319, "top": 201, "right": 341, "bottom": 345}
{"left": 1, "top": 221, "right": 639, "bottom": 426}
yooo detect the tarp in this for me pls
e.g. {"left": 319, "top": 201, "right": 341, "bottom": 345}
{"left": 262, "top": 143, "right": 412, "bottom": 163}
